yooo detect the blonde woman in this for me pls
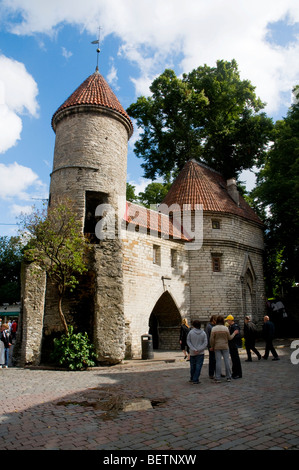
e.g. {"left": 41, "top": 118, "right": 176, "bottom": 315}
{"left": 180, "top": 318, "right": 190, "bottom": 360}
{"left": 210, "top": 315, "right": 239, "bottom": 382}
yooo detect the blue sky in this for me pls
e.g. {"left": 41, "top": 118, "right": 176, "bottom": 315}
{"left": 0, "top": 0, "right": 299, "bottom": 237}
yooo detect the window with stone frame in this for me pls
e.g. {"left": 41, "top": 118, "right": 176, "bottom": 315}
{"left": 212, "top": 219, "right": 221, "bottom": 229}
{"left": 211, "top": 253, "right": 222, "bottom": 272}
{"left": 153, "top": 244, "right": 161, "bottom": 265}
{"left": 171, "top": 249, "right": 178, "bottom": 268}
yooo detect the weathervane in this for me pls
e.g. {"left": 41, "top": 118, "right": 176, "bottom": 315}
{"left": 91, "top": 27, "right": 102, "bottom": 72}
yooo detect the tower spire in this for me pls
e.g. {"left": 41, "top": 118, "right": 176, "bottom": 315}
{"left": 91, "top": 27, "right": 101, "bottom": 72}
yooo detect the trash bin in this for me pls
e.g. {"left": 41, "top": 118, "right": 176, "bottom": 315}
{"left": 141, "top": 334, "right": 154, "bottom": 360}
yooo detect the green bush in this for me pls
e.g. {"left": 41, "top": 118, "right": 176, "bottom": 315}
{"left": 52, "top": 326, "right": 96, "bottom": 370}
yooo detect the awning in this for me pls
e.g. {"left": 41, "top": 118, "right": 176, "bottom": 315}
{"left": 0, "top": 312, "right": 19, "bottom": 317}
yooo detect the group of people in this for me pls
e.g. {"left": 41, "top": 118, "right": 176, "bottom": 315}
{"left": 180, "top": 314, "right": 279, "bottom": 384}
{"left": 0, "top": 319, "right": 17, "bottom": 369}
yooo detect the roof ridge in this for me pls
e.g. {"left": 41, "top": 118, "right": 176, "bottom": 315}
{"left": 189, "top": 158, "right": 222, "bottom": 176}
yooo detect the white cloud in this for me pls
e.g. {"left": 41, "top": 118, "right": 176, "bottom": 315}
{"left": 1, "top": 0, "right": 299, "bottom": 116}
{"left": 107, "top": 59, "right": 119, "bottom": 90}
{"left": 128, "top": 177, "right": 150, "bottom": 196}
{"left": 239, "top": 168, "right": 258, "bottom": 192}
{"left": 0, "top": 162, "right": 45, "bottom": 199}
{"left": 10, "top": 203, "right": 34, "bottom": 217}
{"left": 0, "top": 55, "right": 39, "bottom": 153}
{"left": 0, "top": 105, "right": 23, "bottom": 154}
{"left": 61, "top": 47, "right": 73, "bottom": 59}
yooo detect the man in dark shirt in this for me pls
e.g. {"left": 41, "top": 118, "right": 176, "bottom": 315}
{"left": 244, "top": 316, "right": 261, "bottom": 361}
{"left": 262, "top": 316, "right": 279, "bottom": 360}
{"left": 225, "top": 315, "right": 242, "bottom": 379}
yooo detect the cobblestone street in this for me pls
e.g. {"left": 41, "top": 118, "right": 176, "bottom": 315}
{"left": 0, "top": 339, "right": 298, "bottom": 453}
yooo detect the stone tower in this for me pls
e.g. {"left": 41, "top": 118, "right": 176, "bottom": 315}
{"left": 49, "top": 69, "right": 133, "bottom": 364}
{"left": 50, "top": 69, "right": 133, "bottom": 226}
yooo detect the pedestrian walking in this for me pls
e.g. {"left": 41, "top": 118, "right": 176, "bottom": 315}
{"left": 210, "top": 315, "right": 239, "bottom": 383}
{"left": 225, "top": 315, "right": 243, "bottom": 379}
{"left": 186, "top": 320, "right": 207, "bottom": 384}
{"left": 262, "top": 315, "right": 280, "bottom": 361}
{"left": 244, "top": 316, "right": 261, "bottom": 361}
{"left": 179, "top": 318, "right": 190, "bottom": 360}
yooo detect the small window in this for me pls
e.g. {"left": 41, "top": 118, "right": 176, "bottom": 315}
{"left": 212, "top": 256, "right": 221, "bottom": 272}
{"left": 153, "top": 245, "right": 161, "bottom": 265}
{"left": 171, "top": 249, "right": 177, "bottom": 268}
{"left": 212, "top": 219, "right": 220, "bottom": 229}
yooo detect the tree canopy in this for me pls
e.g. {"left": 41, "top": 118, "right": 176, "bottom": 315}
{"left": 127, "top": 60, "right": 273, "bottom": 180}
{"left": 19, "top": 202, "right": 89, "bottom": 334}
{"left": 251, "top": 86, "right": 299, "bottom": 295}
{"left": 126, "top": 181, "right": 171, "bottom": 208}
{"left": 0, "top": 236, "right": 22, "bottom": 304}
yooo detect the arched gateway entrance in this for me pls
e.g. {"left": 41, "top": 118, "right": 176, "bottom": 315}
{"left": 149, "top": 291, "right": 182, "bottom": 350}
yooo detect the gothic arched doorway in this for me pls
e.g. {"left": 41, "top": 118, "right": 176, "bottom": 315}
{"left": 149, "top": 291, "right": 181, "bottom": 350}
{"left": 241, "top": 254, "right": 257, "bottom": 320}
{"left": 245, "top": 269, "right": 254, "bottom": 316}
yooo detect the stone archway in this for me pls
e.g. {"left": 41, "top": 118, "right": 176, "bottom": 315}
{"left": 240, "top": 254, "right": 257, "bottom": 320}
{"left": 148, "top": 291, "right": 181, "bottom": 350}
{"left": 245, "top": 269, "right": 254, "bottom": 317}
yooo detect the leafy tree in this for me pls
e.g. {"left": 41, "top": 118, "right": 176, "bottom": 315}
{"left": 126, "top": 182, "right": 138, "bottom": 202}
{"left": 138, "top": 182, "right": 172, "bottom": 208}
{"left": 127, "top": 68, "right": 208, "bottom": 181}
{"left": 126, "top": 180, "right": 172, "bottom": 208}
{"left": 19, "top": 202, "right": 89, "bottom": 335}
{"left": 127, "top": 60, "right": 273, "bottom": 180}
{"left": 252, "top": 86, "right": 299, "bottom": 295}
{"left": 0, "top": 236, "right": 22, "bottom": 304}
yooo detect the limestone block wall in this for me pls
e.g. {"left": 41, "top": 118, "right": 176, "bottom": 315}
{"left": 122, "top": 230, "right": 190, "bottom": 357}
{"left": 189, "top": 213, "right": 265, "bottom": 328}
{"left": 202, "top": 212, "right": 264, "bottom": 250}
{"left": 93, "top": 240, "right": 126, "bottom": 364}
{"left": 49, "top": 112, "right": 128, "bottom": 228}
{"left": 18, "top": 263, "right": 46, "bottom": 366}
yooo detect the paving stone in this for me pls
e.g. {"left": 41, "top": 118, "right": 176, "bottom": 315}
{"left": 1, "top": 340, "right": 299, "bottom": 451}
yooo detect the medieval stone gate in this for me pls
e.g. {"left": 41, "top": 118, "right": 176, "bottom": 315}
{"left": 149, "top": 291, "right": 182, "bottom": 350}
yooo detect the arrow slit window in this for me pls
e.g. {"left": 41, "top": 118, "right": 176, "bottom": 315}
{"left": 211, "top": 253, "right": 222, "bottom": 272}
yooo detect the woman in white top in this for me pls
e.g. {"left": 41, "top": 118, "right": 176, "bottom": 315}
{"left": 210, "top": 315, "right": 238, "bottom": 382}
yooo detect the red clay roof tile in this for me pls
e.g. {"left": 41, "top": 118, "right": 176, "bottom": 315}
{"left": 125, "top": 202, "right": 191, "bottom": 241}
{"left": 161, "top": 160, "right": 263, "bottom": 225}
{"left": 125, "top": 161, "right": 262, "bottom": 239}
{"left": 51, "top": 71, "right": 133, "bottom": 136}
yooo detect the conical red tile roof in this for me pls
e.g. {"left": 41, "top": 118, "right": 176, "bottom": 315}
{"left": 51, "top": 70, "right": 133, "bottom": 137}
{"left": 160, "top": 160, "right": 263, "bottom": 225}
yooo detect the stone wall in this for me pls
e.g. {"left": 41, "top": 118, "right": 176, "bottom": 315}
{"left": 18, "top": 263, "right": 46, "bottom": 366}
{"left": 17, "top": 209, "right": 265, "bottom": 364}
{"left": 93, "top": 240, "right": 126, "bottom": 364}
{"left": 122, "top": 230, "right": 190, "bottom": 357}
{"left": 189, "top": 213, "right": 265, "bottom": 329}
